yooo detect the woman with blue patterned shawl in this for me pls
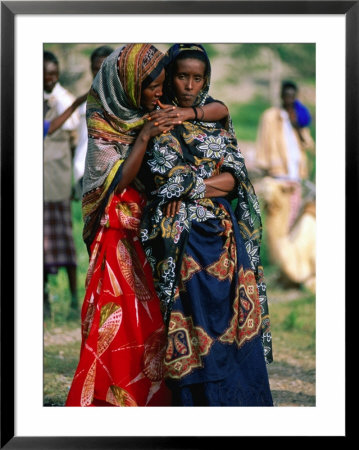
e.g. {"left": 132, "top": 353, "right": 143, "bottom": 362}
{"left": 138, "top": 44, "right": 273, "bottom": 406}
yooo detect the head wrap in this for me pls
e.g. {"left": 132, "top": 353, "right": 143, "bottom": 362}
{"left": 82, "top": 44, "right": 165, "bottom": 249}
{"left": 163, "top": 43, "right": 211, "bottom": 107}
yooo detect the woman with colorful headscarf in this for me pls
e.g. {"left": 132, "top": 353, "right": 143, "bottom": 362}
{"left": 65, "top": 44, "right": 182, "bottom": 407}
{"left": 139, "top": 44, "right": 273, "bottom": 406}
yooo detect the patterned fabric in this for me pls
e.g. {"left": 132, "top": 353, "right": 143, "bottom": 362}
{"left": 66, "top": 188, "right": 171, "bottom": 406}
{"left": 44, "top": 200, "right": 77, "bottom": 274}
{"left": 82, "top": 44, "right": 165, "bottom": 250}
{"left": 139, "top": 44, "right": 272, "bottom": 371}
{"left": 67, "top": 44, "right": 171, "bottom": 407}
{"left": 169, "top": 336, "right": 272, "bottom": 406}
{"left": 163, "top": 203, "right": 272, "bottom": 405}
{"left": 139, "top": 121, "right": 272, "bottom": 363}
{"left": 138, "top": 44, "right": 273, "bottom": 405}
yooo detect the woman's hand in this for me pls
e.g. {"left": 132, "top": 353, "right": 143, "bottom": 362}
{"left": 114, "top": 113, "right": 178, "bottom": 195}
{"left": 164, "top": 200, "right": 182, "bottom": 218}
{"left": 146, "top": 99, "right": 195, "bottom": 125}
{"left": 150, "top": 99, "right": 195, "bottom": 123}
{"left": 140, "top": 115, "right": 179, "bottom": 140}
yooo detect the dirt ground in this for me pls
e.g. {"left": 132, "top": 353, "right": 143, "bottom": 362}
{"left": 44, "top": 285, "right": 315, "bottom": 408}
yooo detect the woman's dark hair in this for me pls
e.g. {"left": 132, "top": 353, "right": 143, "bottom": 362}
{"left": 174, "top": 49, "right": 209, "bottom": 76}
{"left": 43, "top": 50, "right": 59, "bottom": 66}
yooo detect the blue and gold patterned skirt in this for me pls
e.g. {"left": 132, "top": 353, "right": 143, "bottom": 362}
{"left": 163, "top": 200, "right": 273, "bottom": 406}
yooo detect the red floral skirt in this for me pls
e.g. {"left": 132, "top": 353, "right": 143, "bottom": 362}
{"left": 66, "top": 187, "right": 171, "bottom": 406}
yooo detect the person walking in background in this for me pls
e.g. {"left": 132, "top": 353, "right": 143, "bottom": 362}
{"left": 43, "top": 50, "right": 81, "bottom": 319}
{"left": 72, "top": 45, "right": 114, "bottom": 200}
{"left": 255, "top": 80, "right": 315, "bottom": 229}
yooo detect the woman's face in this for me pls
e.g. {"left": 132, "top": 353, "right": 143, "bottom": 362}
{"left": 173, "top": 58, "right": 206, "bottom": 107}
{"left": 140, "top": 68, "right": 165, "bottom": 111}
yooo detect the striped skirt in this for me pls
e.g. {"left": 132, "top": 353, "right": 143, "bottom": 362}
{"left": 44, "top": 200, "right": 77, "bottom": 274}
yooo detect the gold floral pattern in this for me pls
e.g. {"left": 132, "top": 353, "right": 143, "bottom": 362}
{"left": 181, "top": 254, "right": 201, "bottom": 283}
{"left": 219, "top": 267, "right": 262, "bottom": 347}
{"left": 164, "top": 311, "right": 213, "bottom": 379}
{"left": 206, "top": 217, "right": 236, "bottom": 282}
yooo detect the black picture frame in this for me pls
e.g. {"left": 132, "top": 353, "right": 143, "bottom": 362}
{"left": 1, "top": 1, "right": 353, "bottom": 447}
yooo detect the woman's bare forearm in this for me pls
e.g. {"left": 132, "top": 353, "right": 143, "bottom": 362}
{"left": 204, "top": 172, "right": 235, "bottom": 197}
{"left": 194, "top": 102, "right": 228, "bottom": 121}
{"left": 153, "top": 100, "right": 228, "bottom": 123}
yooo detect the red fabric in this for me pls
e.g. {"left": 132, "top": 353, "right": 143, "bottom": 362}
{"left": 66, "top": 187, "right": 171, "bottom": 406}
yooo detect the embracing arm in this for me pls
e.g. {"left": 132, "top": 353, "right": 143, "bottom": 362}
{"left": 115, "top": 115, "right": 180, "bottom": 194}
{"left": 191, "top": 102, "right": 228, "bottom": 122}
{"left": 165, "top": 171, "right": 236, "bottom": 217}
{"left": 204, "top": 172, "right": 236, "bottom": 197}
{"left": 153, "top": 99, "right": 228, "bottom": 124}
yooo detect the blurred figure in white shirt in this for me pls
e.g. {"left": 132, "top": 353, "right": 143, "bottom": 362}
{"left": 73, "top": 45, "right": 114, "bottom": 199}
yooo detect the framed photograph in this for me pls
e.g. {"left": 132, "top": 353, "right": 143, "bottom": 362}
{"left": 1, "top": 1, "right": 353, "bottom": 447}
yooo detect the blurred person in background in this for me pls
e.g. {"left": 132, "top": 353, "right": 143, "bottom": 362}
{"left": 44, "top": 93, "right": 88, "bottom": 138}
{"left": 256, "top": 80, "right": 315, "bottom": 229}
{"left": 43, "top": 50, "right": 82, "bottom": 319}
{"left": 73, "top": 45, "right": 114, "bottom": 200}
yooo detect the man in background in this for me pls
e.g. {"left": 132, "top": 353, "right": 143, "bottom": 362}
{"left": 256, "top": 80, "right": 315, "bottom": 228}
{"left": 43, "top": 50, "right": 81, "bottom": 319}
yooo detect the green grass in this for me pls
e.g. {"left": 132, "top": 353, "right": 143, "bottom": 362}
{"left": 230, "top": 97, "right": 271, "bottom": 142}
{"left": 44, "top": 342, "right": 81, "bottom": 375}
{"left": 270, "top": 294, "right": 316, "bottom": 356}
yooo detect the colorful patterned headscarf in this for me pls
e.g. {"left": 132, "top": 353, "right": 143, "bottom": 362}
{"left": 82, "top": 44, "right": 165, "bottom": 250}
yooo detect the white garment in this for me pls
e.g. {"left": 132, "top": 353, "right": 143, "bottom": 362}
{"left": 280, "top": 109, "right": 301, "bottom": 181}
{"left": 44, "top": 82, "right": 80, "bottom": 201}
{"left": 73, "top": 101, "right": 88, "bottom": 184}
{"left": 44, "top": 82, "right": 80, "bottom": 131}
